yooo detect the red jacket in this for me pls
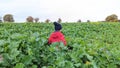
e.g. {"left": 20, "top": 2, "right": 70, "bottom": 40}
{"left": 48, "top": 31, "right": 66, "bottom": 46}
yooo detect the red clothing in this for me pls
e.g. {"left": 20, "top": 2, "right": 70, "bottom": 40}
{"left": 48, "top": 31, "right": 66, "bottom": 46}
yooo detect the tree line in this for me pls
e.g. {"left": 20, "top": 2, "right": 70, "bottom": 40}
{"left": 0, "top": 14, "right": 119, "bottom": 23}
{"left": 0, "top": 14, "right": 62, "bottom": 23}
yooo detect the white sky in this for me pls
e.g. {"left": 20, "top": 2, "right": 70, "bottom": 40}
{"left": 0, "top": 0, "right": 120, "bottom": 22}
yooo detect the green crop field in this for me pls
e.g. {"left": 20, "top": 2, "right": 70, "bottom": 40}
{"left": 0, "top": 22, "right": 120, "bottom": 68}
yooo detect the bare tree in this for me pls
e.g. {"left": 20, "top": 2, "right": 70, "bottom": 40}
{"left": 118, "top": 20, "right": 120, "bottom": 22}
{"left": 3, "top": 14, "right": 14, "bottom": 22}
{"left": 26, "top": 16, "right": 34, "bottom": 22}
{"left": 45, "top": 19, "right": 50, "bottom": 23}
{"left": 0, "top": 16, "right": 2, "bottom": 23}
{"left": 87, "top": 20, "right": 90, "bottom": 22}
{"left": 57, "top": 18, "right": 62, "bottom": 23}
{"left": 105, "top": 14, "right": 118, "bottom": 22}
{"left": 77, "top": 19, "right": 81, "bottom": 23}
{"left": 34, "top": 18, "right": 39, "bottom": 23}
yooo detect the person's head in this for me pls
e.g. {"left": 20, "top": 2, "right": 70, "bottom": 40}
{"left": 53, "top": 22, "right": 62, "bottom": 31}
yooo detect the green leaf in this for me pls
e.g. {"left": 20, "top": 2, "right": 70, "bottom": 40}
{"left": 0, "top": 40, "right": 6, "bottom": 46}
{"left": 31, "top": 65, "right": 37, "bottom": 68}
{"left": 42, "top": 66, "right": 47, "bottom": 68}
{"left": 32, "top": 32, "right": 40, "bottom": 38}
{"left": 107, "top": 63, "right": 117, "bottom": 68}
{"left": 14, "top": 63, "right": 24, "bottom": 68}
{"left": 21, "top": 55, "right": 32, "bottom": 65}
{"left": 74, "top": 63, "right": 81, "bottom": 67}
{"left": 10, "top": 33, "right": 25, "bottom": 40}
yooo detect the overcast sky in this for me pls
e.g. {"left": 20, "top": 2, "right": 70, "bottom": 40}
{"left": 0, "top": 0, "right": 120, "bottom": 22}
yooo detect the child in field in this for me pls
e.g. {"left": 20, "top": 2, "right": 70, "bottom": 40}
{"left": 48, "top": 22, "right": 66, "bottom": 46}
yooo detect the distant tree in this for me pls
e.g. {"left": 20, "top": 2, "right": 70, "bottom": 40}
{"left": 45, "top": 19, "right": 50, "bottom": 23}
{"left": 118, "top": 20, "right": 120, "bottom": 22}
{"left": 34, "top": 18, "right": 39, "bottom": 23}
{"left": 57, "top": 18, "right": 62, "bottom": 23}
{"left": 77, "top": 19, "right": 81, "bottom": 23}
{"left": 3, "top": 14, "right": 14, "bottom": 22}
{"left": 0, "top": 20, "right": 2, "bottom": 23}
{"left": 0, "top": 17, "right": 2, "bottom": 23}
{"left": 99, "top": 21, "right": 106, "bottom": 22}
{"left": 105, "top": 14, "right": 118, "bottom": 22}
{"left": 26, "top": 16, "right": 34, "bottom": 22}
{"left": 87, "top": 20, "right": 90, "bottom": 22}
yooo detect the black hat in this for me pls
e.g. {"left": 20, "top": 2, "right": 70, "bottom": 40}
{"left": 53, "top": 22, "right": 62, "bottom": 31}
